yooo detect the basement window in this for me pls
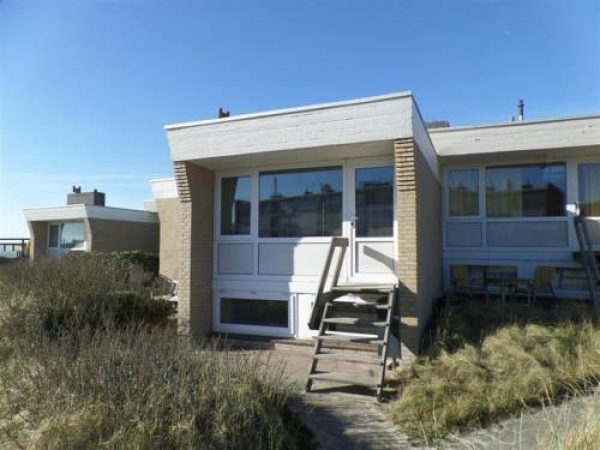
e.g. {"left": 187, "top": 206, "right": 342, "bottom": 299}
{"left": 220, "top": 298, "right": 288, "bottom": 328}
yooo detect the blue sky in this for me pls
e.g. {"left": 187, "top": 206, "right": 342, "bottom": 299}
{"left": 1, "top": 0, "right": 599, "bottom": 236}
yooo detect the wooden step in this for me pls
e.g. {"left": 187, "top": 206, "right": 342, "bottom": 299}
{"left": 308, "top": 371, "right": 380, "bottom": 388}
{"left": 331, "top": 284, "right": 395, "bottom": 294}
{"left": 331, "top": 300, "right": 390, "bottom": 309}
{"left": 314, "top": 334, "right": 384, "bottom": 345}
{"left": 323, "top": 317, "right": 387, "bottom": 327}
{"left": 313, "top": 352, "right": 382, "bottom": 365}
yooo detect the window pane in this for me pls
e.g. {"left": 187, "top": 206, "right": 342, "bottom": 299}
{"left": 579, "top": 163, "right": 600, "bottom": 217}
{"left": 221, "top": 176, "right": 251, "bottom": 235}
{"left": 60, "top": 222, "right": 86, "bottom": 249}
{"left": 259, "top": 167, "right": 342, "bottom": 237}
{"left": 220, "top": 298, "right": 288, "bottom": 328}
{"left": 355, "top": 166, "right": 394, "bottom": 237}
{"left": 48, "top": 225, "right": 59, "bottom": 248}
{"left": 486, "top": 164, "right": 566, "bottom": 217}
{"left": 448, "top": 169, "right": 479, "bottom": 216}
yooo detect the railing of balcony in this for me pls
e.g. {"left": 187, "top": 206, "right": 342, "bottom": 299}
{"left": 0, "top": 238, "right": 30, "bottom": 260}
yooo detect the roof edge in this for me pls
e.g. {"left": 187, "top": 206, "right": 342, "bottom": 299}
{"left": 428, "top": 114, "right": 600, "bottom": 133}
{"left": 164, "top": 91, "right": 413, "bottom": 131}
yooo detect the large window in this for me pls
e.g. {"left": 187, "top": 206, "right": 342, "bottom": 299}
{"left": 221, "top": 176, "right": 251, "bottom": 235}
{"left": 220, "top": 298, "right": 288, "bottom": 328}
{"left": 579, "top": 163, "right": 600, "bottom": 217}
{"left": 448, "top": 169, "right": 479, "bottom": 216}
{"left": 259, "top": 166, "right": 343, "bottom": 237}
{"left": 48, "top": 222, "right": 85, "bottom": 250}
{"left": 486, "top": 164, "right": 566, "bottom": 218}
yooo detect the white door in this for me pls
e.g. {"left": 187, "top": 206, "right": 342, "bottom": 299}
{"left": 347, "top": 160, "right": 396, "bottom": 283}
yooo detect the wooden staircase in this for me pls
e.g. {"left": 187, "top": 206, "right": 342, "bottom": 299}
{"left": 574, "top": 216, "right": 600, "bottom": 313}
{"left": 306, "top": 238, "right": 399, "bottom": 400}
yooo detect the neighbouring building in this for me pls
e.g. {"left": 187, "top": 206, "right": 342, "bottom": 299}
{"left": 24, "top": 188, "right": 159, "bottom": 259}
{"left": 158, "top": 92, "right": 600, "bottom": 359}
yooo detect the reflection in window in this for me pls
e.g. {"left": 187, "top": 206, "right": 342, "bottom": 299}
{"left": 579, "top": 163, "right": 600, "bottom": 217}
{"left": 355, "top": 166, "right": 393, "bottom": 237}
{"left": 448, "top": 169, "right": 479, "bottom": 216}
{"left": 60, "top": 222, "right": 86, "bottom": 250}
{"left": 259, "top": 167, "right": 342, "bottom": 237}
{"left": 48, "top": 225, "right": 60, "bottom": 248}
{"left": 486, "top": 164, "right": 566, "bottom": 217}
{"left": 221, "top": 176, "right": 251, "bottom": 235}
{"left": 221, "top": 298, "right": 288, "bottom": 328}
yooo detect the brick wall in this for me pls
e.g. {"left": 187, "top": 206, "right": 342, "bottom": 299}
{"left": 155, "top": 197, "right": 181, "bottom": 281}
{"left": 394, "top": 138, "right": 442, "bottom": 359}
{"left": 174, "top": 162, "right": 214, "bottom": 337}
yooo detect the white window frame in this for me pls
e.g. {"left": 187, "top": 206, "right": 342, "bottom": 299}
{"left": 213, "top": 291, "right": 292, "bottom": 338}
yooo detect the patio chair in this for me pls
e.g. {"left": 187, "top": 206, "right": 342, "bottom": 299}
{"left": 514, "top": 266, "right": 555, "bottom": 307}
{"left": 449, "top": 264, "right": 489, "bottom": 302}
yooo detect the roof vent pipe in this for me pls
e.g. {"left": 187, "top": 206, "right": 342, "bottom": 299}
{"left": 518, "top": 99, "right": 524, "bottom": 121}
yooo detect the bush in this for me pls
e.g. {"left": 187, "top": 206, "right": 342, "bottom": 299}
{"left": 0, "top": 328, "right": 309, "bottom": 449}
{"left": 391, "top": 300, "right": 600, "bottom": 443}
{"left": 0, "top": 254, "right": 174, "bottom": 345}
{"left": 99, "top": 250, "right": 159, "bottom": 276}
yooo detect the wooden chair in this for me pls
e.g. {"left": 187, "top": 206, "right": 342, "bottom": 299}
{"left": 515, "top": 266, "right": 555, "bottom": 307}
{"left": 449, "top": 264, "right": 489, "bottom": 302}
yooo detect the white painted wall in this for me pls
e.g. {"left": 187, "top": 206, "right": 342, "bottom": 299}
{"left": 166, "top": 93, "right": 413, "bottom": 162}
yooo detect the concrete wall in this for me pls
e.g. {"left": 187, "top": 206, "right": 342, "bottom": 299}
{"left": 155, "top": 197, "right": 181, "bottom": 280}
{"left": 87, "top": 218, "right": 159, "bottom": 254}
{"left": 395, "top": 137, "right": 443, "bottom": 360}
{"left": 28, "top": 221, "right": 48, "bottom": 259}
{"left": 174, "top": 162, "right": 215, "bottom": 337}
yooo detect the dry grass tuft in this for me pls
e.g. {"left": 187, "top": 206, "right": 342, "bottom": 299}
{"left": 391, "top": 300, "right": 600, "bottom": 444}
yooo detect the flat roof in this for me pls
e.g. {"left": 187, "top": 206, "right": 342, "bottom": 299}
{"left": 429, "top": 114, "right": 600, "bottom": 157}
{"left": 23, "top": 205, "right": 158, "bottom": 224}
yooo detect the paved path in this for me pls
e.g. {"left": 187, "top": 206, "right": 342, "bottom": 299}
{"left": 238, "top": 344, "right": 594, "bottom": 450}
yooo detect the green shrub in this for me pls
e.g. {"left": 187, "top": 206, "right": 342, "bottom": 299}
{"left": 100, "top": 250, "right": 159, "bottom": 275}
{"left": 392, "top": 301, "right": 600, "bottom": 443}
{"left": 0, "top": 328, "right": 310, "bottom": 449}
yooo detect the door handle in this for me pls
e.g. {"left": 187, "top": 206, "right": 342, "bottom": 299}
{"left": 350, "top": 216, "right": 359, "bottom": 227}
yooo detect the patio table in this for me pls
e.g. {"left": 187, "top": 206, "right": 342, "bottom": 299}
{"left": 485, "top": 276, "right": 530, "bottom": 303}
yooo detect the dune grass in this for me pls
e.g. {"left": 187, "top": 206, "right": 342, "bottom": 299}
{"left": 0, "top": 255, "right": 310, "bottom": 450}
{"left": 391, "top": 299, "right": 600, "bottom": 444}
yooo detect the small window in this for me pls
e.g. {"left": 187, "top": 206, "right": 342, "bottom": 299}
{"left": 579, "top": 163, "right": 600, "bottom": 217}
{"left": 220, "top": 298, "right": 288, "bottom": 328}
{"left": 448, "top": 169, "right": 479, "bottom": 216}
{"left": 259, "top": 166, "right": 343, "bottom": 237}
{"left": 48, "top": 224, "right": 60, "bottom": 248}
{"left": 221, "top": 176, "right": 251, "bottom": 235}
{"left": 355, "top": 166, "right": 394, "bottom": 237}
{"left": 486, "top": 164, "right": 566, "bottom": 218}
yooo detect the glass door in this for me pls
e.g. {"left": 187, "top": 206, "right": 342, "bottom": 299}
{"left": 348, "top": 162, "right": 396, "bottom": 282}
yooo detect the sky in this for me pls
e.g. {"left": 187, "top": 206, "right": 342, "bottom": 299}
{"left": 1, "top": 0, "right": 599, "bottom": 236}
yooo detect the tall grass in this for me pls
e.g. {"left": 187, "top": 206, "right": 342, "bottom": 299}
{"left": 0, "top": 256, "right": 309, "bottom": 449}
{"left": 391, "top": 300, "right": 600, "bottom": 444}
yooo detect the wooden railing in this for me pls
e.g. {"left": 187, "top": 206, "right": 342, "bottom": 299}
{"left": 0, "top": 238, "right": 30, "bottom": 259}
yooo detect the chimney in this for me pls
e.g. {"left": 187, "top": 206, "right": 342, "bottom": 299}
{"left": 67, "top": 188, "right": 105, "bottom": 206}
{"left": 425, "top": 120, "right": 451, "bottom": 129}
{"left": 517, "top": 99, "right": 524, "bottom": 121}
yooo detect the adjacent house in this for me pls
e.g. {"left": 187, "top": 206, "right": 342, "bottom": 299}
{"left": 24, "top": 189, "right": 159, "bottom": 259}
{"left": 160, "top": 92, "right": 600, "bottom": 359}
